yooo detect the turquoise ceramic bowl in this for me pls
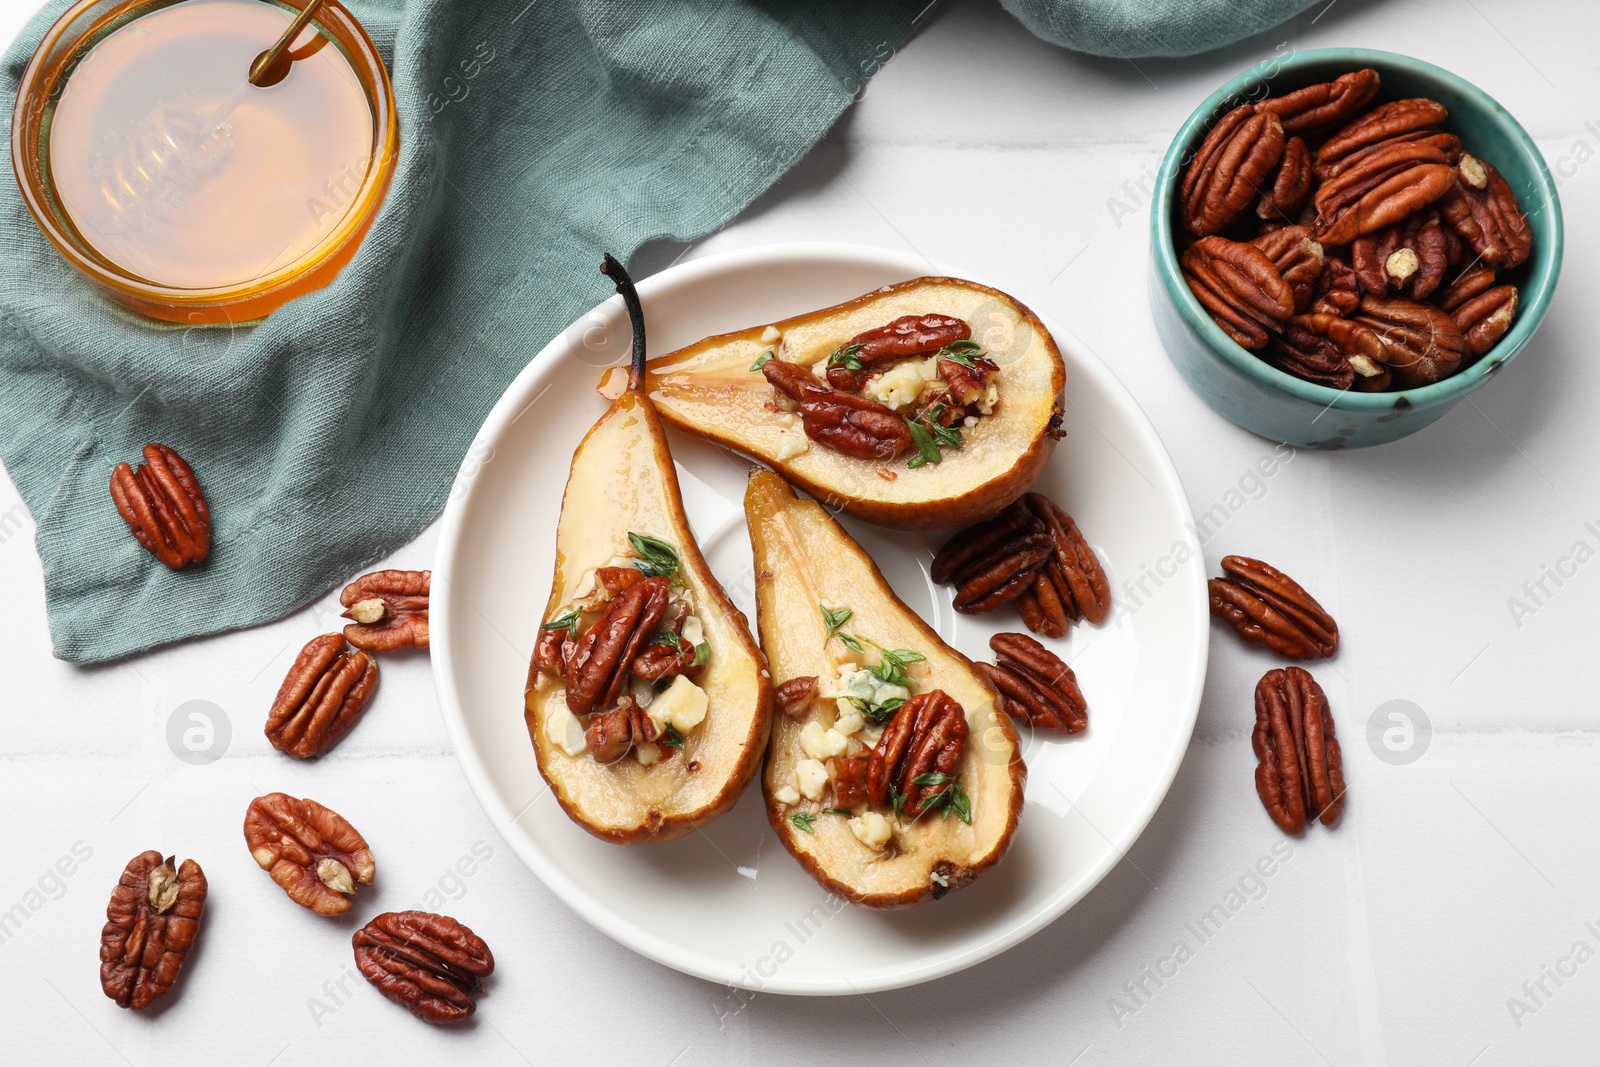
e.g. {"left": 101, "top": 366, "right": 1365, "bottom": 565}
{"left": 1150, "top": 48, "right": 1563, "bottom": 449}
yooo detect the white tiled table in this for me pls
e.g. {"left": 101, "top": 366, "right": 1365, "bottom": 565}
{"left": 3, "top": 0, "right": 1597, "bottom": 1062}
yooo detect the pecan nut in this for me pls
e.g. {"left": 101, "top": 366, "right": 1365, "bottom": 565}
{"left": 1254, "top": 667, "right": 1345, "bottom": 834}
{"left": 1351, "top": 210, "right": 1448, "bottom": 299}
{"left": 1259, "top": 68, "right": 1381, "bottom": 135}
{"left": 1439, "top": 269, "right": 1519, "bottom": 359}
{"left": 931, "top": 500, "right": 1053, "bottom": 614}
{"left": 109, "top": 443, "right": 211, "bottom": 569}
{"left": 1024, "top": 492, "right": 1111, "bottom": 633}
{"left": 1181, "top": 236, "right": 1295, "bottom": 350}
{"left": 1310, "top": 255, "right": 1360, "bottom": 317}
{"left": 774, "top": 676, "right": 818, "bottom": 718}
{"left": 828, "top": 751, "right": 872, "bottom": 809}
{"left": 1209, "top": 555, "right": 1338, "bottom": 659}
{"left": 1438, "top": 154, "right": 1533, "bottom": 270}
{"left": 100, "top": 851, "right": 207, "bottom": 1009}
{"left": 353, "top": 911, "right": 494, "bottom": 1024}
{"left": 1350, "top": 295, "right": 1466, "bottom": 387}
{"left": 867, "top": 690, "right": 967, "bottom": 816}
{"left": 630, "top": 636, "right": 702, "bottom": 681}
{"left": 1313, "top": 97, "right": 1451, "bottom": 179}
{"left": 244, "top": 793, "right": 375, "bottom": 916}
{"left": 846, "top": 314, "right": 970, "bottom": 363}
{"left": 980, "top": 632, "right": 1086, "bottom": 735}
{"left": 1312, "top": 140, "right": 1457, "bottom": 246}
{"left": 1180, "top": 105, "right": 1286, "bottom": 236}
{"left": 763, "top": 358, "right": 912, "bottom": 460}
{"left": 1256, "top": 135, "right": 1313, "bottom": 224}
{"left": 1250, "top": 225, "right": 1325, "bottom": 313}
{"left": 265, "top": 633, "right": 380, "bottom": 758}
{"left": 1270, "top": 315, "right": 1391, "bottom": 392}
{"left": 560, "top": 576, "right": 669, "bottom": 715}
{"left": 340, "top": 569, "right": 430, "bottom": 651}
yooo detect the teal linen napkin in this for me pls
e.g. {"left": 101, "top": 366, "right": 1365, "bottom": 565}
{"left": 0, "top": 0, "right": 1324, "bottom": 663}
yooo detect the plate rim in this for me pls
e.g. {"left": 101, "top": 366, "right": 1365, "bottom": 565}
{"left": 431, "top": 241, "right": 1208, "bottom": 995}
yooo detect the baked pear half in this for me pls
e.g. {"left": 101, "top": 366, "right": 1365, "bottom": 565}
{"left": 746, "top": 469, "right": 1026, "bottom": 907}
{"left": 603, "top": 276, "right": 1065, "bottom": 531}
{"left": 525, "top": 256, "right": 773, "bottom": 844}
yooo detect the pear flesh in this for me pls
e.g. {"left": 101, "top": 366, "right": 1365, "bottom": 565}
{"left": 525, "top": 383, "right": 772, "bottom": 845}
{"left": 745, "top": 469, "right": 1025, "bottom": 907}
{"left": 613, "top": 277, "right": 1065, "bottom": 531}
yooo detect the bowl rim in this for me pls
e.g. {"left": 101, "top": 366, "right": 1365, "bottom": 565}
{"left": 1151, "top": 46, "right": 1564, "bottom": 412}
{"left": 8, "top": 0, "right": 397, "bottom": 313}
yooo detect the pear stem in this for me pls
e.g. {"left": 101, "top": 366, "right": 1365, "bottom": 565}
{"left": 601, "top": 253, "right": 647, "bottom": 393}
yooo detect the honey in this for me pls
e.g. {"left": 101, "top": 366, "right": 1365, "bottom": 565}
{"left": 47, "top": 0, "right": 374, "bottom": 289}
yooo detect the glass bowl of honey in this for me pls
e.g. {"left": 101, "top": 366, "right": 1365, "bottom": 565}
{"left": 11, "top": 0, "right": 396, "bottom": 323}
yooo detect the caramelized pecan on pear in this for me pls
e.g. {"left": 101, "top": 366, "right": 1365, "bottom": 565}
{"left": 763, "top": 358, "right": 913, "bottom": 460}
{"left": 867, "top": 691, "right": 968, "bottom": 817}
{"left": 1180, "top": 236, "right": 1295, "bottom": 350}
{"left": 825, "top": 314, "right": 970, "bottom": 391}
{"left": 1179, "top": 104, "right": 1286, "bottom": 237}
{"left": 560, "top": 576, "right": 670, "bottom": 716}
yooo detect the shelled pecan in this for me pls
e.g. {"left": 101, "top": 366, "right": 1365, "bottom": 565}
{"left": 931, "top": 500, "right": 1053, "bottom": 614}
{"left": 1180, "top": 236, "right": 1295, "bottom": 350}
{"left": 1438, "top": 269, "right": 1519, "bottom": 359}
{"left": 1270, "top": 315, "right": 1391, "bottom": 391}
{"left": 845, "top": 314, "right": 970, "bottom": 363}
{"left": 1208, "top": 555, "right": 1338, "bottom": 659}
{"left": 265, "top": 633, "right": 380, "bottom": 758}
{"left": 1256, "top": 136, "right": 1314, "bottom": 224}
{"left": 353, "top": 911, "right": 494, "bottom": 1024}
{"left": 1310, "top": 255, "right": 1360, "bottom": 316}
{"left": 244, "top": 793, "right": 375, "bottom": 916}
{"left": 1022, "top": 492, "right": 1111, "bottom": 635}
{"left": 980, "top": 632, "right": 1086, "bottom": 734}
{"left": 1352, "top": 211, "right": 1449, "bottom": 299}
{"left": 868, "top": 691, "right": 967, "bottom": 816}
{"left": 100, "top": 851, "right": 207, "bottom": 1009}
{"left": 1437, "top": 154, "right": 1533, "bottom": 269}
{"left": 762, "top": 358, "right": 913, "bottom": 460}
{"left": 630, "top": 635, "right": 702, "bottom": 681}
{"left": 1312, "top": 140, "right": 1457, "bottom": 246}
{"left": 560, "top": 576, "right": 669, "bottom": 715}
{"left": 829, "top": 752, "right": 872, "bottom": 809}
{"left": 1250, "top": 225, "right": 1325, "bottom": 314}
{"left": 1313, "top": 97, "right": 1451, "bottom": 179}
{"left": 341, "top": 569, "right": 430, "bottom": 651}
{"left": 1259, "top": 68, "right": 1380, "bottom": 136}
{"left": 109, "top": 443, "right": 211, "bottom": 569}
{"left": 1351, "top": 295, "right": 1465, "bottom": 388}
{"left": 1180, "top": 105, "right": 1286, "bottom": 236}
{"left": 775, "top": 676, "right": 818, "bottom": 718}
{"left": 1254, "top": 667, "right": 1345, "bottom": 834}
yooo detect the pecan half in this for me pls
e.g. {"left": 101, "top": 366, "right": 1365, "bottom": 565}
{"left": 1313, "top": 97, "right": 1450, "bottom": 179}
{"left": 931, "top": 501, "right": 1053, "bottom": 614}
{"left": 1351, "top": 211, "right": 1448, "bottom": 299}
{"left": 1024, "top": 492, "right": 1111, "bottom": 632}
{"left": 1180, "top": 105, "right": 1286, "bottom": 236}
{"left": 1254, "top": 667, "right": 1345, "bottom": 834}
{"left": 340, "top": 569, "right": 430, "bottom": 652}
{"left": 1312, "top": 140, "right": 1457, "bottom": 246}
{"left": 630, "top": 635, "right": 702, "bottom": 681}
{"left": 109, "top": 443, "right": 211, "bottom": 569}
{"left": 1209, "top": 555, "right": 1338, "bottom": 659}
{"left": 940, "top": 355, "right": 997, "bottom": 407}
{"left": 353, "top": 911, "right": 494, "bottom": 1024}
{"left": 1181, "top": 236, "right": 1295, "bottom": 350}
{"left": 867, "top": 691, "right": 967, "bottom": 816}
{"left": 561, "top": 576, "right": 669, "bottom": 715}
{"left": 1351, "top": 295, "right": 1466, "bottom": 387}
{"left": 1250, "top": 225, "right": 1325, "bottom": 313}
{"left": 763, "top": 358, "right": 913, "bottom": 461}
{"left": 846, "top": 314, "right": 970, "bottom": 363}
{"left": 100, "top": 851, "right": 207, "bottom": 1010}
{"left": 980, "top": 632, "right": 1086, "bottom": 734}
{"left": 1437, "top": 154, "right": 1533, "bottom": 270}
{"left": 265, "top": 633, "right": 380, "bottom": 758}
{"left": 244, "top": 793, "right": 375, "bottom": 916}
{"left": 1438, "top": 267, "right": 1520, "bottom": 359}
{"left": 829, "top": 751, "right": 872, "bottom": 809}
{"left": 775, "top": 676, "right": 818, "bottom": 718}
{"left": 1310, "top": 255, "right": 1360, "bottom": 316}
{"left": 1256, "top": 135, "right": 1313, "bottom": 224}
{"left": 1259, "top": 68, "right": 1381, "bottom": 135}
{"left": 1271, "top": 315, "right": 1391, "bottom": 392}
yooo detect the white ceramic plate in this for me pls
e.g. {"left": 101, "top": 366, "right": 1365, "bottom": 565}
{"left": 432, "top": 243, "right": 1207, "bottom": 995}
